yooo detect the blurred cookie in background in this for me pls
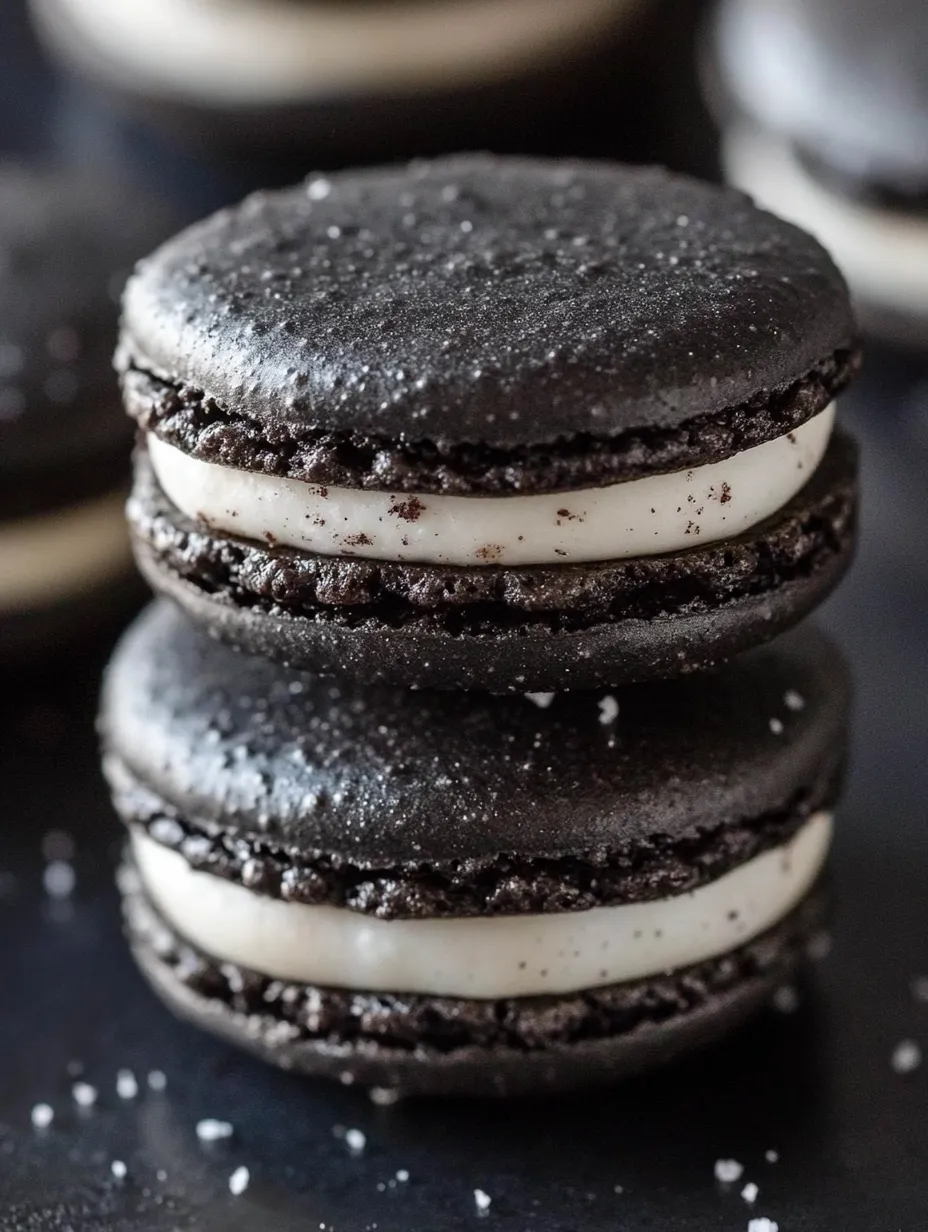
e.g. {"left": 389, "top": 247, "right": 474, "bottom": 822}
{"left": 706, "top": 0, "right": 928, "bottom": 350}
{"left": 0, "top": 163, "right": 173, "bottom": 666}
{"left": 29, "top": 0, "right": 650, "bottom": 164}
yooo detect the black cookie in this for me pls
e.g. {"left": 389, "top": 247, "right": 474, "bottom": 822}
{"left": 100, "top": 600, "right": 848, "bottom": 1095}
{"left": 0, "top": 162, "right": 172, "bottom": 663}
{"left": 709, "top": 0, "right": 928, "bottom": 347}
{"left": 29, "top": 0, "right": 641, "bottom": 161}
{"left": 118, "top": 156, "right": 859, "bottom": 690}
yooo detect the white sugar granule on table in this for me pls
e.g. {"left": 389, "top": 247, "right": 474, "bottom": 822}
{"left": 345, "top": 1128, "right": 366, "bottom": 1153}
{"left": 598, "top": 695, "right": 619, "bottom": 725}
{"left": 891, "top": 1039, "right": 922, "bottom": 1073}
{"left": 111, "top": 1160, "right": 127, "bottom": 1180}
{"left": 196, "top": 1118, "right": 235, "bottom": 1142}
{"left": 30, "top": 1103, "right": 53, "bottom": 1129}
{"left": 525, "top": 692, "right": 555, "bottom": 709}
{"left": 748, "top": 1219, "right": 778, "bottom": 1232}
{"left": 768, "top": 717, "right": 784, "bottom": 735}
{"left": 474, "top": 1188, "right": 492, "bottom": 1213}
{"left": 147, "top": 1070, "right": 167, "bottom": 1091}
{"left": 783, "top": 690, "right": 805, "bottom": 711}
{"left": 72, "top": 1082, "right": 97, "bottom": 1108}
{"left": 714, "top": 1159, "right": 744, "bottom": 1184}
{"left": 369, "top": 1086, "right": 400, "bottom": 1106}
{"left": 772, "top": 984, "right": 800, "bottom": 1014}
{"left": 742, "top": 1182, "right": 759, "bottom": 1203}
{"left": 116, "top": 1069, "right": 138, "bottom": 1100}
{"left": 229, "top": 1166, "right": 250, "bottom": 1196}
{"left": 765, "top": 1150, "right": 779, "bottom": 1163}
{"left": 806, "top": 931, "right": 833, "bottom": 961}
{"left": 43, "top": 860, "right": 75, "bottom": 898}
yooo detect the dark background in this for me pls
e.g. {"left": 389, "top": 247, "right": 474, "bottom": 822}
{"left": 1, "top": 2, "right": 927, "bottom": 1228}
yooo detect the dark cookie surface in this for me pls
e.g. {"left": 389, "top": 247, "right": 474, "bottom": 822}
{"left": 100, "top": 601, "right": 850, "bottom": 878}
{"left": 124, "top": 868, "right": 827, "bottom": 1096}
{"left": 112, "top": 763, "right": 840, "bottom": 919}
{"left": 127, "top": 431, "right": 858, "bottom": 691}
{"left": 0, "top": 163, "right": 173, "bottom": 518}
{"left": 118, "top": 156, "right": 857, "bottom": 494}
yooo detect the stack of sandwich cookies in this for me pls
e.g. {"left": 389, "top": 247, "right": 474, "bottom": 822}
{"left": 0, "top": 164, "right": 171, "bottom": 662}
{"left": 120, "top": 156, "right": 859, "bottom": 692}
{"left": 30, "top": 0, "right": 644, "bottom": 159}
{"left": 102, "top": 154, "right": 860, "bottom": 1092}
{"left": 708, "top": 0, "right": 928, "bottom": 348}
{"left": 102, "top": 601, "right": 847, "bottom": 1096}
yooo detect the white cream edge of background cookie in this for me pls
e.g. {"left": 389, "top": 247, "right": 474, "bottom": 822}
{"left": 0, "top": 490, "right": 130, "bottom": 610}
{"left": 41, "top": 0, "right": 634, "bottom": 101}
{"left": 724, "top": 125, "right": 928, "bottom": 319}
{"left": 132, "top": 811, "right": 832, "bottom": 1000}
{"left": 147, "top": 406, "right": 834, "bottom": 568}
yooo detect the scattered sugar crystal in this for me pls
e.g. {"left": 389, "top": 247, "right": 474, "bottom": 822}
{"left": 197, "top": 1118, "right": 234, "bottom": 1142}
{"left": 345, "top": 1128, "right": 366, "bottom": 1153}
{"left": 748, "top": 1219, "right": 778, "bottom": 1232}
{"left": 714, "top": 1159, "right": 744, "bottom": 1184}
{"left": 228, "top": 1166, "right": 250, "bottom": 1196}
{"left": 116, "top": 1069, "right": 138, "bottom": 1100}
{"left": 474, "top": 1189, "right": 492, "bottom": 1213}
{"left": 31, "top": 1103, "right": 53, "bottom": 1129}
{"left": 772, "top": 985, "right": 799, "bottom": 1014}
{"left": 891, "top": 1039, "right": 922, "bottom": 1073}
{"left": 806, "top": 931, "right": 832, "bottom": 961}
{"left": 765, "top": 1150, "right": 779, "bottom": 1164}
{"left": 307, "top": 179, "right": 332, "bottom": 201}
{"left": 598, "top": 696, "right": 619, "bottom": 725}
{"left": 43, "top": 861, "right": 75, "bottom": 898}
{"left": 150, "top": 818, "right": 185, "bottom": 845}
{"left": 783, "top": 690, "right": 805, "bottom": 712}
{"left": 396, "top": 1169, "right": 409, "bottom": 1182}
{"left": 742, "top": 1182, "right": 759, "bottom": 1203}
{"left": 911, "top": 976, "right": 928, "bottom": 1003}
{"left": 613, "top": 1184, "right": 624, "bottom": 1194}
{"left": 525, "top": 692, "right": 554, "bottom": 709}
{"left": 147, "top": 1070, "right": 167, "bottom": 1091}
{"left": 72, "top": 1082, "right": 97, "bottom": 1108}
{"left": 111, "top": 1160, "right": 127, "bottom": 1180}
{"left": 768, "top": 717, "right": 784, "bottom": 735}
{"left": 369, "top": 1086, "right": 400, "bottom": 1106}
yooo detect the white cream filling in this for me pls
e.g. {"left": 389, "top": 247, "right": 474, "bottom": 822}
{"left": 42, "top": 0, "right": 636, "bottom": 102}
{"left": 0, "top": 490, "right": 130, "bottom": 611}
{"left": 724, "top": 124, "right": 928, "bottom": 320}
{"left": 148, "top": 407, "right": 833, "bottom": 568}
{"left": 133, "top": 812, "right": 831, "bottom": 1000}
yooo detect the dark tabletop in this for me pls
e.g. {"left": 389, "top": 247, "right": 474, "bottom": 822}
{"left": 1, "top": 3, "right": 927, "bottom": 1229}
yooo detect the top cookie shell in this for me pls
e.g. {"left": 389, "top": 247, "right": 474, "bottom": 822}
{"left": 119, "top": 155, "right": 858, "bottom": 495}
{"left": 100, "top": 601, "right": 849, "bottom": 867}
{"left": 714, "top": 0, "right": 928, "bottom": 195}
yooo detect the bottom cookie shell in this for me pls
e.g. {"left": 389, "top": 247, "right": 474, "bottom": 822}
{"left": 122, "top": 865, "right": 827, "bottom": 1098}
{"left": 129, "top": 432, "right": 857, "bottom": 691}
